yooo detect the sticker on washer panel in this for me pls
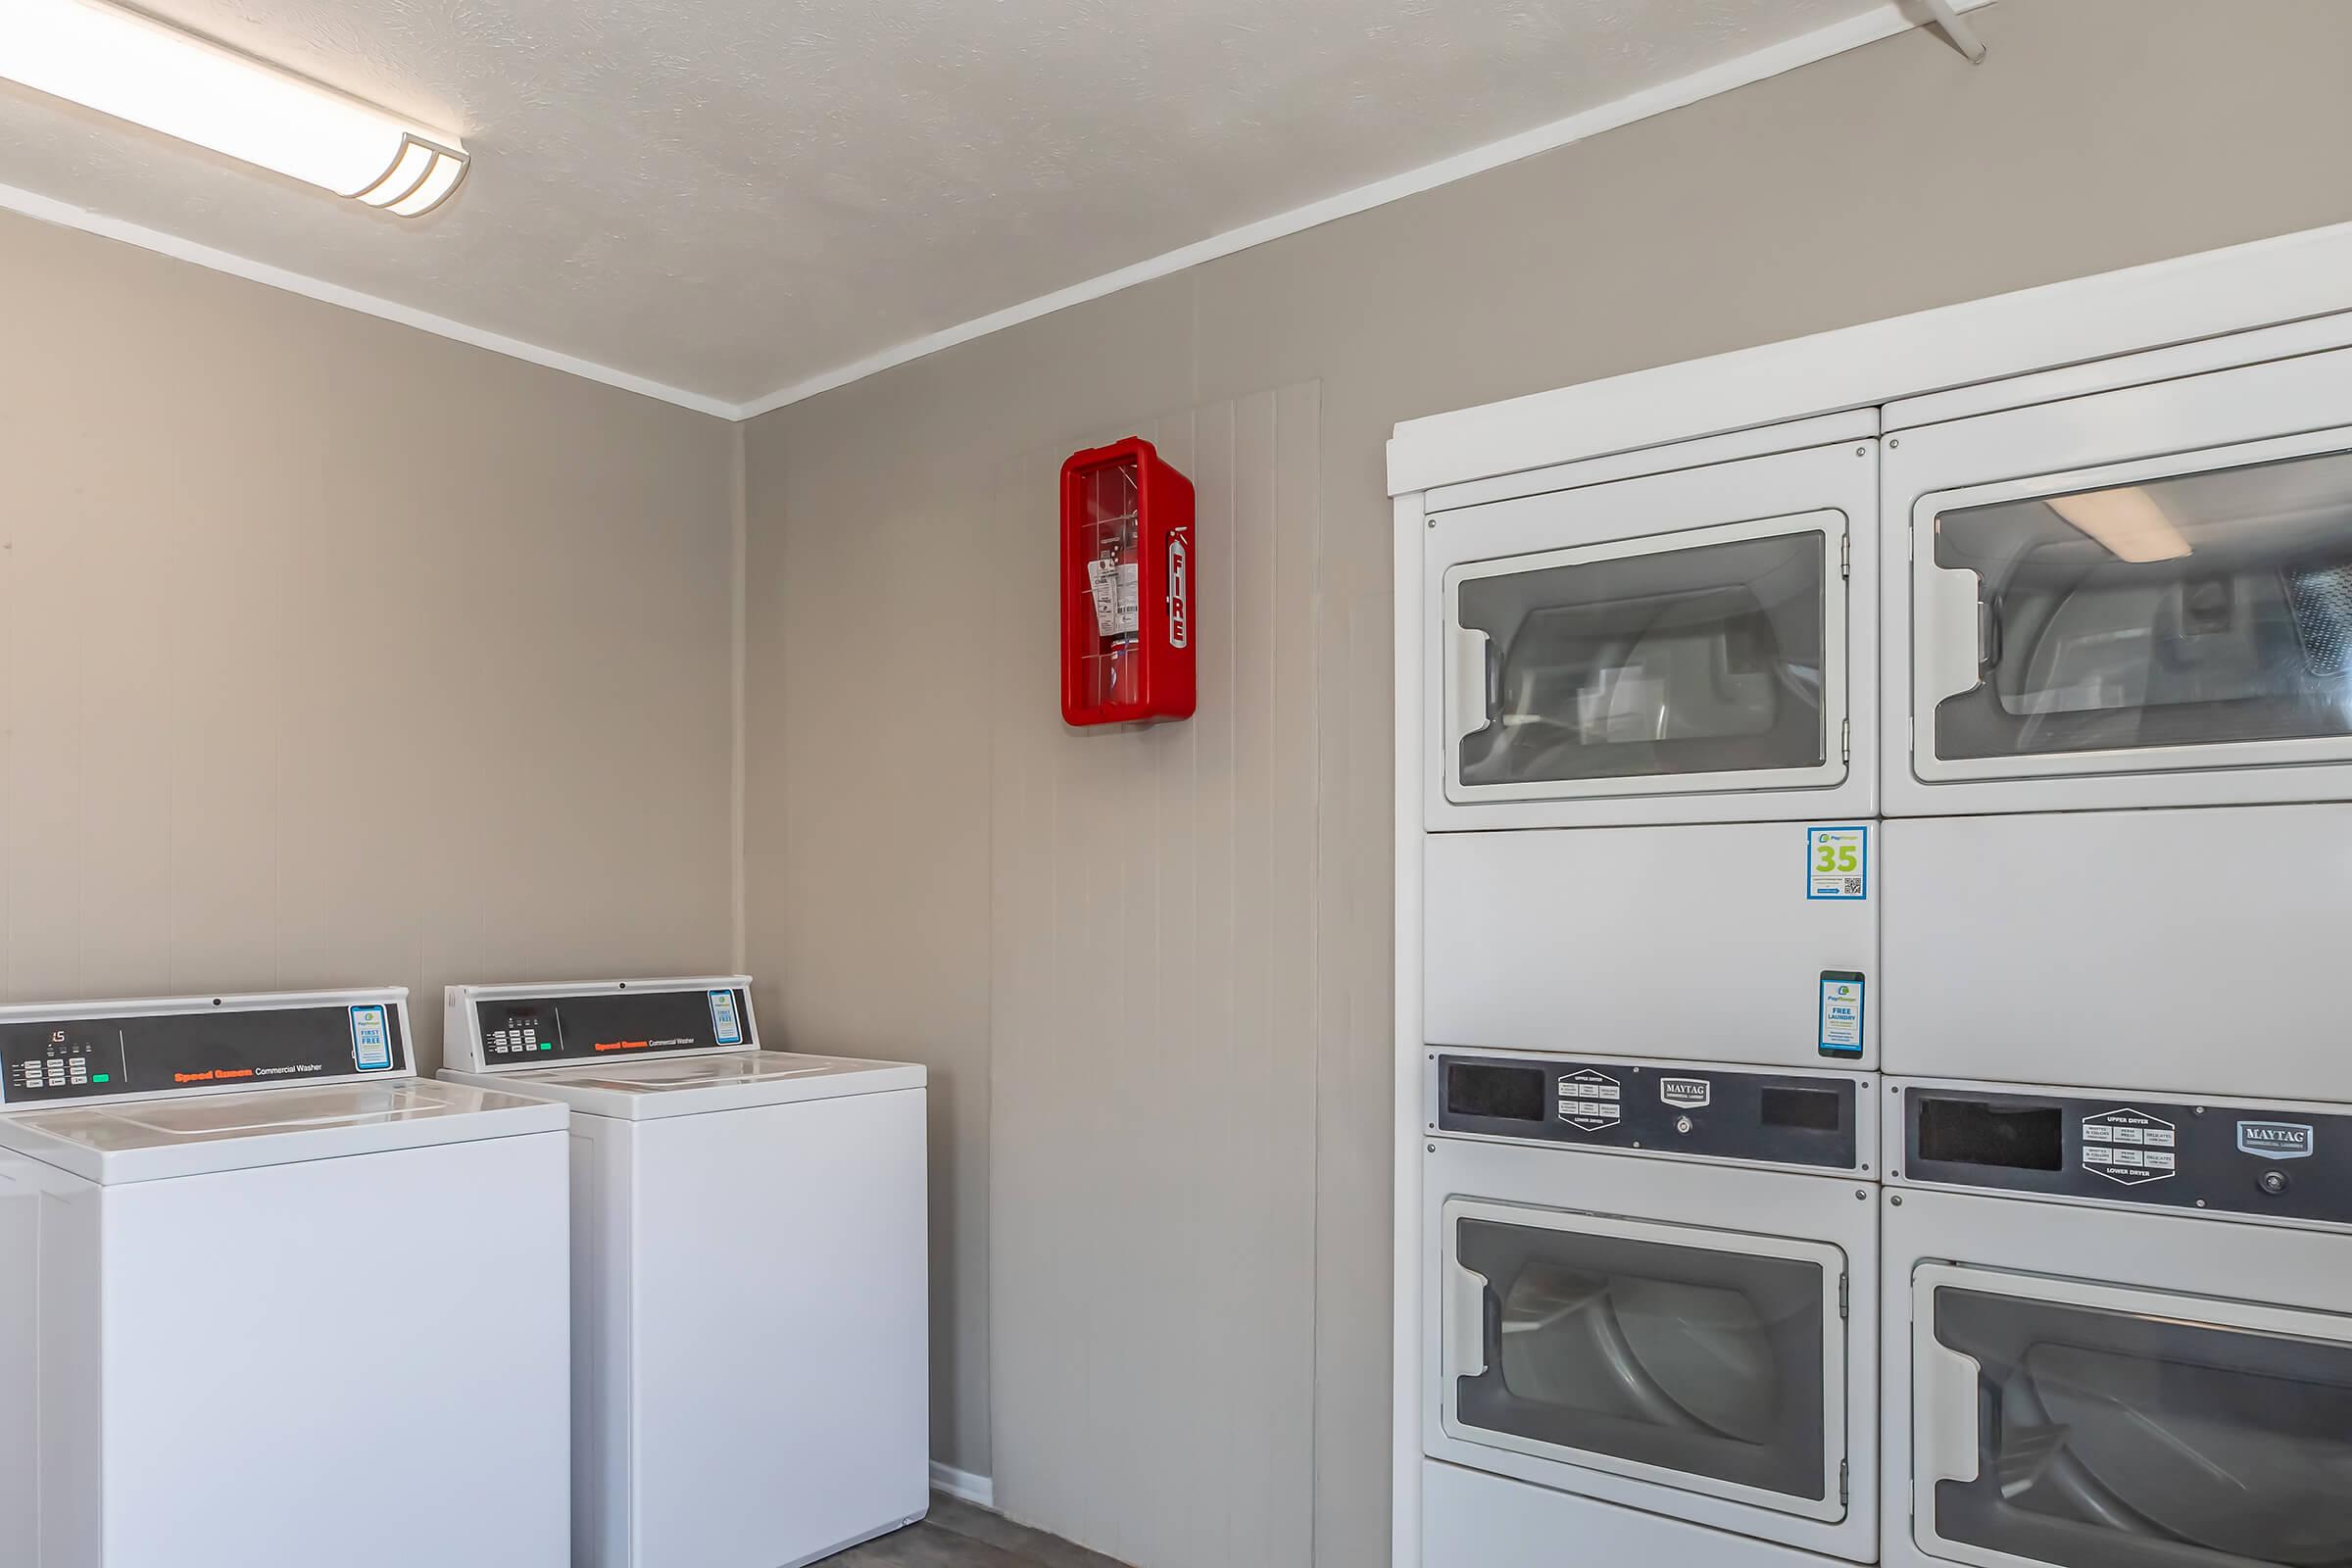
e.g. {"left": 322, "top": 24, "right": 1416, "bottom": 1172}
{"left": 350, "top": 1005, "right": 393, "bottom": 1071}
{"left": 1659, "top": 1077, "right": 1711, "bottom": 1110}
{"left": 1806, "top": 825, "right": 1868, "bottom": 900}
{"left": 1817, "top": 973, "right": 1864, "bottom": 1058}
{"left": 2238, "top": 1121, "right": 2315, "bottom": 1161}
{"left": 1557, "top": 1070, "right": 1622, "bottom": 1131}
{"left": 709, "top": 989, "right": 744, "bottom": 1046}
{"left": 2081, "top": 1108, "right": 2177, "bottom": 1185}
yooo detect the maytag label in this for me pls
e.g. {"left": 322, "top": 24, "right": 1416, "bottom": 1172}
{"left": 2238, "top": 1121, "right": 2316, "bottom": 1161}
{"left": 1659, "top": 1077, "right": 1712, "bottom": 1110}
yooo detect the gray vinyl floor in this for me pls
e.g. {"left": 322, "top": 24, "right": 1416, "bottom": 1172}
{"left": 830, "top": 1494, "right": 1131, "bottom": 1568}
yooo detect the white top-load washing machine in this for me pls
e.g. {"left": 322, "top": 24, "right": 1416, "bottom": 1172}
{"left": 1882, "top": 1074, "right": 2352, "bottom": 1568}
{"left": 1420, "top": 1050, "right": 1879, "bottom": 1568}
{"left": 1880, "top": 317, "right": 2352, "bottom": 1099}
{"left": 0, "top": 988, "right": 571, "bottom": 1568}
{"left": 438, "top": 976, "right": 929, "bottom": 1568}
{"left": 1421, "top": 416, "right": 1883, "bottom": 1067}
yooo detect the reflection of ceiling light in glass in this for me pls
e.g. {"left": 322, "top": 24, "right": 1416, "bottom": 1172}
{"left": 2048, "top": 486, "right": 2193, "bottom": 564}
{"left": 0, "top": 0, "right": 468, "bottom": 217}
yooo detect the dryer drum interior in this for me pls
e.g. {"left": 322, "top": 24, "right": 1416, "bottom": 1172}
{"left": 1930, "top": 446, "right": 2352, "bottom": 763}
{"left": 1451, "top": 1217, "right": 1829, "bottom": 1501}
{"left": 1456, "top": 531, "right": 1827, "bottom": 788}
{"left": 1933, "top": 1287, "right": 2352, "bottom": 1566}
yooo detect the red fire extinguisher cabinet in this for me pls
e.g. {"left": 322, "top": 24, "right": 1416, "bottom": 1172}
{"left": 1060, "top": 437, "right": 1197, "bottom": 726}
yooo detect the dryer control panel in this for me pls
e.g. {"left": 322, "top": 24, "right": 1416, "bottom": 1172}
{"left": 1897, "top": 1083, "right": 2352, "bottom": 1226}
{"left": 452, "top": 981, "right": 756, "bottom": 1072}
{"left": 1429, "top": 1053, "right": 1866, "bottom": 1172}
{"left": 0, "top": 997, "right": 411, "bottom": 1106}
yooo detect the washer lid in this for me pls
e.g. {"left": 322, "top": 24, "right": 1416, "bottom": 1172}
{"left": 441, "top": 1051, "right": 924, "bottom": 1120}
{"left": 0, "top": 1079, "right": 566, "bottom": 1185}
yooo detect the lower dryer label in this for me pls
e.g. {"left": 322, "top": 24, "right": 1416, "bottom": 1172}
{"left": 1903, "top": 1086, "right": 2352, "bottom": 1226}
{"left": 1432, "top": 1054, "right": 1862, "bottom": 1170}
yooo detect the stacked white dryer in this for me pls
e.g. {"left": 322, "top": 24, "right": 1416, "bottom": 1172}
{"left": 1412, "top": 416, "right": 1887, "bottom": 1567}
{"left": 1876, "top": 314, "right": 2352, "bottom": 1568}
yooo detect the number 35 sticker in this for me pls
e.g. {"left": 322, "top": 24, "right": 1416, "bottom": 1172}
{"left": 1806, "top": 825, "right": 1869, "bottom": 901}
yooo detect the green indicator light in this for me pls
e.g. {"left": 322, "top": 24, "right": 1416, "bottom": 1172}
{"left": 92, "top": 1074, "right": 110, "bottom": 1083}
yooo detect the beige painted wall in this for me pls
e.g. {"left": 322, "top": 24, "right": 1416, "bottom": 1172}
{"left": 740, "top": 3, "right": 2352, "bottom": 1565}
{"left": 0, "top": 209, "right": 741, "bottom": 1062}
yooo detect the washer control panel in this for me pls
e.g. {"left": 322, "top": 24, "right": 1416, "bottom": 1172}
{"left": 1900, "top": 1085, "right": 2352, "bottom": 1224}
{"left": 1430, "top": 1054, "right": 1864, "bottom": 1171}
{"left": 466, "top": 986, "right": 755, "bottom": 1069}
{"left": 0, "top": 1000, "right": 410, "bottom": 1106}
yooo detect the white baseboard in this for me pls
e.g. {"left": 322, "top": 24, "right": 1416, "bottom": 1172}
{"left": 930, "top": 1461, "right": 995, "bottom": 1510}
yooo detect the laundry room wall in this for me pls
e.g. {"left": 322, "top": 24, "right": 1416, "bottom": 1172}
{"left": 0, "top": 211, "right": 742, "bottom": 1066}
{"left": 738, "top": 3, "right": 2352, "bottom": 1565}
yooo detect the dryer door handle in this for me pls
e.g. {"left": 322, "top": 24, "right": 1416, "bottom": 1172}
{"left": 1443, "top": 1259, "right": 1492, "bottom": 1383}
{"left": 1446, "top": 624, "right": 1494, "bottom": 760}
{"left": 1915, "top": 1334, "right": 1986, "bottom": 1494}
{"left": 1915, "top": 562, "right": 1990, "bottom": 713}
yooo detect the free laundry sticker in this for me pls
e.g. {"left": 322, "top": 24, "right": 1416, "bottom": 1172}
{"left": 350, "top": 1005, "right": 393, "bottom": 1071}
{"left": 709, "top": 990, "right": 744, "bottom": 1047}
{"left": 1806, "top": 825, "right": 1869, "bottom": 900}
{"left": 1818, "top": 973, "right": 1864, "bottom": 1058}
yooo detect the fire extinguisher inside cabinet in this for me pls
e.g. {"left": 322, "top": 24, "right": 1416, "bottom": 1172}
{"left": 1060, "top": 437, "right": 1198, "bottom": 727}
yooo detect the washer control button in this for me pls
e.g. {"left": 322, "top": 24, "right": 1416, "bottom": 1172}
{"left": 2260, "top": 1170, "right": 2291, "bottom": 1198}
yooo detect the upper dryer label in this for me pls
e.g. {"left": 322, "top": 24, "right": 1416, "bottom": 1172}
{"left": 1, "top": 1003, "right": 411, "bottom": 1106}
{"left": 474, "top": 988, "right": 755, "bottom": 1065}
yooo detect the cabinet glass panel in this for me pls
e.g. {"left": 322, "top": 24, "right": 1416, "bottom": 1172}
{"left": 1930, "top": 1285, "right": 2352, "bottom": 1568}
{"left": 1456, "top": 532, "right": 1828, "bottom": 788}
{"left": 1933, "top": 448, "right": 2352, "bottom": 761}
{"left": 1452, "top": 1215, "right": 1830, "bottom": 1501}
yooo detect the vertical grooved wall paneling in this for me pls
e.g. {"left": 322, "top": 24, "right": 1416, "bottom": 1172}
{"left": 989, "top": 386, "right": 1322, "bottom": 1568}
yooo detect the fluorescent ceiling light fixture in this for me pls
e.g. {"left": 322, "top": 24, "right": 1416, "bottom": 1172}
{"left": 0, "top": 0, "right": 468, "bottom": 217}
{"left": 2048, "top": 485, "right": 2193, "bottom": 564}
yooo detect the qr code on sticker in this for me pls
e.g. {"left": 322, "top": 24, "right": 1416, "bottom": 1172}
{"left": 1841, "top": 876, "right": 1862, "bottom": 895}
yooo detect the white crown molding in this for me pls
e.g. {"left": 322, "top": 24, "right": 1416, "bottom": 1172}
{"left": 0, "top": 179, "right": 740, "bottom": 419}
{"left": 0, "top": 0, "right": 1987, "bottom": 425}
{"left": 732, "top": 0, "right": 1994, "bottom": 419}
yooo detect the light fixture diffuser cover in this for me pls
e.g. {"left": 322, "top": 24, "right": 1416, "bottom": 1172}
{"left": 0, "top": 0, "right": 469, "bottom": 217}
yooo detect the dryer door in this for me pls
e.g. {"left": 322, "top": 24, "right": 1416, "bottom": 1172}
{"left": 1889, "top": 339, "right": 2352, "bottom": 812}
{"left": 1912, "top": 1264, "right": 2352, "bottom": 1568}
{"left": 1440, "top": 1198, "right": 1849, "bottom": 1523}
{"left": 1426, "top": 434, "right": 1875, "bottom": 829}
{"left": 1915, "top": 438, "right": 2352, "bottom": 785}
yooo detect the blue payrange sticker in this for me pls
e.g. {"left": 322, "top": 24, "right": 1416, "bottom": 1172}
{"left": 1806, "top": 825, "right": 1869, "bottom": 900}
{"left": 1818, "top": 975, "right": 1864, "bottom": 1058}
{"left": 350, "top": 1004, "right": 393, "bottom": 1071}
{"left": 709, "top": 990, "right": 744, "bottom": 1046}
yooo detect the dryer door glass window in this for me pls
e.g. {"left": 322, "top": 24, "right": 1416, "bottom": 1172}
{"left": 1924, "top": 1282, "right": 2352, "bottom": 1568}
{"left": 1929, "top": 447, "right": 2352, "bottom": 765}
{"left": 1448, "top": 1212, "right": 1836, "bottom": 1510}
{"left": 1450, "top": 524, "right": 1832, "bottom": 795}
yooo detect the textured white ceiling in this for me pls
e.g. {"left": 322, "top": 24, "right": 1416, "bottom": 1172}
{"left": 0, "top": 0, "right": 1903, "bottom": 408}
